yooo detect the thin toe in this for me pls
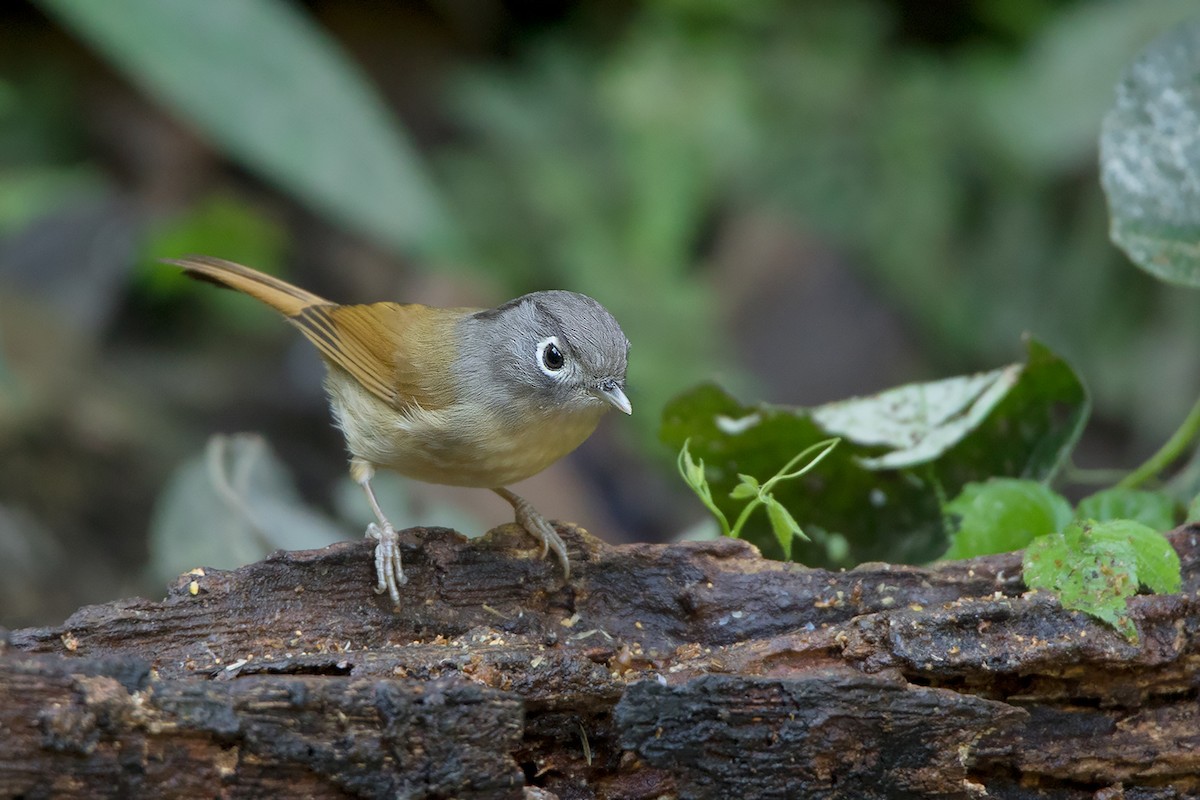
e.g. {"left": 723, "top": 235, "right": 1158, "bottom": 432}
{"left": 521, "top": 514, "right": 570, "bottom": 580}
{"left": 367, "top": 523, "right": 405, "bottom": 603}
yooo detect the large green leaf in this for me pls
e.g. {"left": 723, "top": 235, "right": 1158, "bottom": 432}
{"left": 943, "top": 479, "right": 1073, "bottom": 560}
{"left": 661, "top": 339, "right": 1088, "bottom": 567}
{"left": 1100, "top": 15, "right": 1200, "bottom": 287}
{"left": 37, "top": 0, "right": 458, "bottom": 259}
{"left": 1075, "top": 487, "right": 1178, "bottom": 531}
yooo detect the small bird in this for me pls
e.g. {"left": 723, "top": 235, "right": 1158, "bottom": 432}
{"left": 166, "top": 256, "right": 631, "bottom": 605}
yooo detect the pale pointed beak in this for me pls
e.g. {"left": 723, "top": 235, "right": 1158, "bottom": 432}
{"left": 595, "top": 379, "right": 632, "bottom": 415}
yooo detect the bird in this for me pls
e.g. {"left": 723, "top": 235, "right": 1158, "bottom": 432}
{"left": 165, "top": 256, "right": 631, "bottom": 605}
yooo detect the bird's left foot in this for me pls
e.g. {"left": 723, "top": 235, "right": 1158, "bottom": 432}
{"left": 493, "top": 488, "right": 570, "bottom": 580}
{"left": 366, "top": 522, "right": 407, "bottom": 606}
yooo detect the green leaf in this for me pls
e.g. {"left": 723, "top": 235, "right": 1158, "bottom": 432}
{"left": 1091, "top": 519, "right": 1182, "bottom": 596}
{"left": 943, "top": 479, "right": 1073, "bottom": 560}
{"left": 661, "top": 338, "right": 1088, "bottom": 565}
{"left": 729, "top": 475, "right": 760, "bottom": 500}
{"left": 1076, "top": 488, "right": 1177, "bottom": 531}
{"left": 724, "top": 479, "right": 753, "bottom": 496}
{"left": 1189, "top": 493, "right": 1200, "bottom": 524}
{"left": 1023, "top": 519, "right": 1181, "bottom": 641}
{"left": 677, "top": 440, "right": 709, "bottom": 495}
{"left": 36, "top": 0, "right": 458, "bottom": 259}
{"left": 1024, "top": 523, "right": 1137, "bottom": 639}
{"left": 1100, "top": 15, "right": 1200, "bottom": 287}
{"left": 810, "top": 366, "right": 1021, "bottom": 470}
{"left": 677, "top": 440, "right": 729, "bottom": 536}
{"left": 764, "top": 496, "right": 807, "bottom": 561}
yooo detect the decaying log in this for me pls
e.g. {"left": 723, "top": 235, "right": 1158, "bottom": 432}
{"left": 2, "top": 522, "right": 1198, "bottom": 799}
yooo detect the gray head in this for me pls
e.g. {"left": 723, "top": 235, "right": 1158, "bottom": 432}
{"left": 463, "top": 290, "right": 630, "bottom": 419}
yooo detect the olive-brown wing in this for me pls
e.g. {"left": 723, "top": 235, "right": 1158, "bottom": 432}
{"left": 291, "top": 302, "right": 469, "bottom": 412}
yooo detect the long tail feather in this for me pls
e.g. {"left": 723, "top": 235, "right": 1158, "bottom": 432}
{"left": 164, "top": 255, "right": 328, "bottom": 317}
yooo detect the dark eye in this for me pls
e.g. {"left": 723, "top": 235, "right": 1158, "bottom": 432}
{"left": 542, "top": 342, "right": 564, "bottom": 371}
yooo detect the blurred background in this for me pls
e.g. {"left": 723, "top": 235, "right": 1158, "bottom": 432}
{"left": 2, "top": 0, "right": 1198, "bottom": 627}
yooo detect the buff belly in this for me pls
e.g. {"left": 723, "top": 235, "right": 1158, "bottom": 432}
{"left": 325, "top": 371, "right": 605, "bottom": 488}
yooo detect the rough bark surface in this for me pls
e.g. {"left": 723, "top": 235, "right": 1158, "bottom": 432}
{"left": 2, "top": 522, "right": 1198, "bottom": 799}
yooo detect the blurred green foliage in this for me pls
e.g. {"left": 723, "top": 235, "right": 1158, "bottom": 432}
{"left": 943, "top": 478, "right": 1073, "bottom": 560}
{"left": 3, "top": 0, "right": 1200, "bottom": 624}
{"left": 662, "top": 14, "right": 1200, "bottom": 636}
{"left": 136, "top": 193, "right": 288, "bottom": 331}
{"left": 12, "top": 0, "right": 1200, "bottom": 447}
{"left": 35, "top": 0, "right": 458, "bottom": 259}
{"left": 0, "top": 72, "right": 104, "bottom": 237}
{"left": 436, "top": 0, "right": 1200, "bottom": 443}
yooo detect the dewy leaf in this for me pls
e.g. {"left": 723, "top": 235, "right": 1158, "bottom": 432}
{"left": 943, "top": 479, "right": 1073, "bottom": 560}
{"left": 1100, "top": 16, "right": 1200, "bottom": 287}
{"left": 37, "top": 0, "right": 458, "bottom": 259}
{"left": 1076, "top": 487, "right": 1177, "bottom": 531}
{"left": 147, "top": 433, "right": 344, "bottom": 584}
{"left": 661, "top": 338, "right": 1088, "bottom": 566}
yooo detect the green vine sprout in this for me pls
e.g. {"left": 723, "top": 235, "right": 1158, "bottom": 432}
{"left": 677, "top": 437, "right": 840, "bottom": 559}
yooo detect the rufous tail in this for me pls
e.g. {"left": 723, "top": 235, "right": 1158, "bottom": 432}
{"left": 164, "top": 255, "right": 328, "bottom": 317}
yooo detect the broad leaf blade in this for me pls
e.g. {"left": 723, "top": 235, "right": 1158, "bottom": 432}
{"left": 943, "top": 479, "right": 1073, "bottom": 559}
{"left": 812, "top": 366, "right": 1019, "bottom": 470}
{"left": 38, "top": 0, "right": 458, "bottom": 258}
{"left": 1023, "top": 519, "right": 1181, "bottom": 641}
{"left": 1023, "top": 525, "right": 1139, "bottom": 640}
{"left": 1090, "top": 519, "right": 1182, "bottom": 596}
{"left": 1076, "top": 488, "right": 1177, "bottom": 531}
{"left": 1100, "top": 16, "right": 1200, "bottom": 287}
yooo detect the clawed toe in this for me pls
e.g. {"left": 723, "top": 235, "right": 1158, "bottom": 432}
{"left": 515, "top": 510, "right": 570, "bottom": 581}
{"left": 366, "top": 522, "right": 407, "bottom": 605}
{"left": 531, "top": 519, "right": 569, "bottom": 581}
{"left": 492, "top": 487, "right": 572, "bottom": 581}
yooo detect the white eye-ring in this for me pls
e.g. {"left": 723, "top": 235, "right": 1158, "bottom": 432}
{"left": 537, "top": 336, "right": 565, "bottom": 376}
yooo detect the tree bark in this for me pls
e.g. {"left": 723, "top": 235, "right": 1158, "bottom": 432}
{"left": 2, "top": 522, "right": 1198, "bottom": 799}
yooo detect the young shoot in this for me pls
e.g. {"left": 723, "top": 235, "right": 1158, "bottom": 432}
{"left": 677, "top": 438, "right": 840, "bottom": 559}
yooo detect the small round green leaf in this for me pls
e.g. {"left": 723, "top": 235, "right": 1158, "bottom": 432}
{"left": 1076, "top": 488, "right": 1177, "bottom": 531}
{"left": 944, "top": 478, "right": 1073, "bottom": 559}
